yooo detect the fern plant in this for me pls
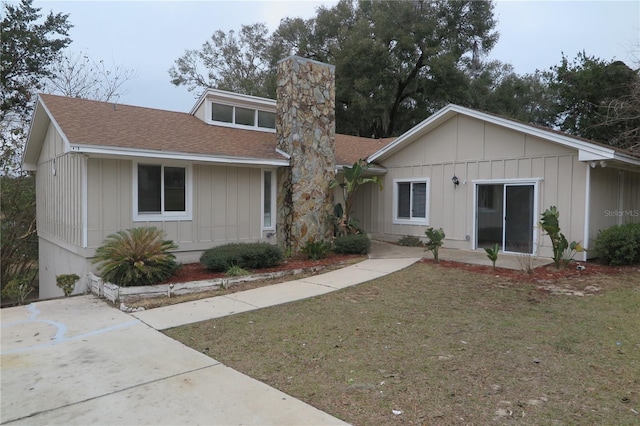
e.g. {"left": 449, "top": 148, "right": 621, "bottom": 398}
{"left": 92, "top": 227, "right": 178, "bottom": 287}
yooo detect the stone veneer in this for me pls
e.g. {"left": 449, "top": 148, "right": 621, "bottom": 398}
{"left": 276, "top": 56, "right": 336, "bottom": 253}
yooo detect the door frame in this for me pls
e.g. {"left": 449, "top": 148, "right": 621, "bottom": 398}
{"left": 472, "top": 178, "right": 542, "bottom": 255}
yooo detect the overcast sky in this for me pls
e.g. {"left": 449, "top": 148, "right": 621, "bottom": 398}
{"left": 31, "top": 0, "right": 640, "bottom": 112}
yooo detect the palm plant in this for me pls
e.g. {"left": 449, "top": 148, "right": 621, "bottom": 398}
{"left": 92, "top": 227, "right": 178, "bottom": 286}
{"left": 330, "top": 159, "right": 383, "bottom": 236}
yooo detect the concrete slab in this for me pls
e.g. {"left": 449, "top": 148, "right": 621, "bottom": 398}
{"left": 298, "top": 263, "right": 390, "bottom": 289}
{"left": 224, "top": 280, "right": 336, "bottom": 308}
{"left": 132, "top": 296, "right": 257, "bottom": 330}
{"left": 434, "top": 247, "right": 552, "bottom": 270}
{"left": 9, "top": 363, "right": 348, "bottom": 426}
{"left": 1, "top": 296, "right": 348, "bottom": 425}
{"left": 355, "top": 257, "right": 422, "bottom": 274}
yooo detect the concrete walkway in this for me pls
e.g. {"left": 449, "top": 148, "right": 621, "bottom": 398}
{"left": 1, "top": 242, "right": 422, "bottom": 425}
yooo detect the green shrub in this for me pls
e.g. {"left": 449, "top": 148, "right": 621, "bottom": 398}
{"left": 1, "top": 276, "right": 33, "bottom": 305}
{"left": 301, "top": 239, "right": 332, "bottom": 260}
{"left": 398, "top": 235, "right": 422, "bottom": 247}
{"left": 333, "top": 234, "right": 371, "bottom": 255}
{"left": 594, "top": 223, "right": 640, "bottom": 266}
{"left": 484, "top": 243, "right": 499, "bottom": 269}
{"left": 56, "top": 273, "right": 80, "bottom": 296}
{"left": 425, "top": 227, "right": 445, "bottom": 263}
{"left": 92, "top": 227, "right": 178, "bottom": 287}
{"left": 225, "top": 265, "right": 250, "bottom": 277}
{"left": 200, "top": 242, "right": 283, "bottom": 272}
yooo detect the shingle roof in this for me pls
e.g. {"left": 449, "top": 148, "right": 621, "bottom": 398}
{"left": 38, "top": 94, "right": 389, "bottom": 166}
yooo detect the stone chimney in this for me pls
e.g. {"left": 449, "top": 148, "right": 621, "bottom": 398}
{"left": 276, "top": 56, "right": 336, "bottom": 253}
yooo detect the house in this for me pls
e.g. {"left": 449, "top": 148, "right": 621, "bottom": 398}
{"left": 23, "top": 56, "right": 640, "bottom": 299}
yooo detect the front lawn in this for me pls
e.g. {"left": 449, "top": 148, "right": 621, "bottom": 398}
{"left": 164, "top": 263, "right": 640, "bottom": 425}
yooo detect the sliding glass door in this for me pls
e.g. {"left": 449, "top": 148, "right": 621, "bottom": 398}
{"left": 476, "top": 183, "right": 534, "bottom": 254}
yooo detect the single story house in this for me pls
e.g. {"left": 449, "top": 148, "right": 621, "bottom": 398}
{"left": 23, "top": 56, "right": 640, "bottom": 299}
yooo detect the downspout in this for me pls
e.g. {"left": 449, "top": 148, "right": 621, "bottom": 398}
{"left": 582, "top": 164, "right": 590, "bottom": 262}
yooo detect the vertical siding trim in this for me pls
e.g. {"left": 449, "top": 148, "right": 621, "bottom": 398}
{"left": 582, "top": 165, "right": 591, "bottom": 261}
{"left": 81, "top": 155, "right": 88, "bottom": 248}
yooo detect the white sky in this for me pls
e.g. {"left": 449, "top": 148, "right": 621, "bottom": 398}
{"left": 30, "top": 0, "right": 640, "bottom": 112}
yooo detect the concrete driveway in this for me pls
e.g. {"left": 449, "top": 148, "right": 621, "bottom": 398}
{"left": 1, "top": 296, "right": 347, "bottom": 425}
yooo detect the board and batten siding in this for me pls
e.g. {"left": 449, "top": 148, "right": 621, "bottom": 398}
{"left": 588, "top": 166, "right": 640, "bottom": 250}
{"left": 86, "top": 159, "right": 266, "bottom": 263}
{"left": 36, "top": 123, "right": 84, "bottom": 248}
{"left": 356, "top": 114, "right": 588, "bottom": 259}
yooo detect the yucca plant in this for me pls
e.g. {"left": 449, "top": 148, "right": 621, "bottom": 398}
{"left": 92, "top": 227, "right": 178, "bottom": 287}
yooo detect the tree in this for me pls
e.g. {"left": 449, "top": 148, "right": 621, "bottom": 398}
{"left": 547, "top": 51, "right": 640, "bottom": 148}
{"left": 169, "top": 23, "right": 273, "bottom": 98}
{"left": 273, "top": 0, "right": 499, "bottom": 137}
{"left": 170, "top": 0, "right": 499, "bottom": 138}
{"left": 1, "top": 0, "right": 71, "bottom": 292}
{"left": 45, "top": 50, "right": 137, "bottom": 102}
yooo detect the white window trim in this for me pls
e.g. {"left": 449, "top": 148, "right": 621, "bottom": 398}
{"left": 392, "top": 177, "right": 430, "bottom": 225}
{"left": 132, "top": 161, "right": 193, "bottom": 221}
{"left": 206, "top": 101, "right": 276, "bottom": 133}
{"left": 261, "top": 169, "right": 277, "bottom": 231}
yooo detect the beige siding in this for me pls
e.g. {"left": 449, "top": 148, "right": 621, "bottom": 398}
{"left": 358, "top": 115, "right": 589, "bottom": 258}
{"left": 86, "top": 160, "right": 266, "bottom": 262}
{"left": 588, "top": 167, "right": 640, "bottom": 254}
{"left": 36, "top": 123, "right": 84, "bottom": 247}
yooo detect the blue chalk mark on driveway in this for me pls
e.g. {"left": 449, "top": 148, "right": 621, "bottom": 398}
{"left": 1, "top": 303, "right": 140, "bottom": 355}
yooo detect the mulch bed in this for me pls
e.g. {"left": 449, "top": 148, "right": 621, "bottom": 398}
{"left": 419, "top": 258, "right": 632, "bottom": 282}
{"left": 160, "top": 253, "right": 364, "bottom": 285}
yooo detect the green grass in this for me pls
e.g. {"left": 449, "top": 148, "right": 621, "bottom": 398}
{"left": 164, "top": 264, "right": 640, "bottom": 425}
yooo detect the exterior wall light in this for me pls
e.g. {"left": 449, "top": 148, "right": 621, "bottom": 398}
{"left": 452, "top": 175, "right": 459, "bottom": 186}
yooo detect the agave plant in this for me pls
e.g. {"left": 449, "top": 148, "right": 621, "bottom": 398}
{"left": 92, "top": 227, "right": 178, "bottom": 286}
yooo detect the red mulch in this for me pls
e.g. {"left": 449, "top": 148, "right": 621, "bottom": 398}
{"left": 160, "top": 254, "right": 364, "bottom": 285}
{"left": 419, "top": 258, "right": 632, "bottom": 282}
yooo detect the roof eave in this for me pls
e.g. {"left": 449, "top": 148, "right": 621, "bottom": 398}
{"left": 70, "top": 144, "right": 290, "bottom": 167}
{"left": 367, "top": 104, "right": 640, "bottom": 167}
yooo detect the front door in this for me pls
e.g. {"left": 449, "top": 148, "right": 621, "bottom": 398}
{"left": 476, "top": 183, "right": 535, "bottom": 254}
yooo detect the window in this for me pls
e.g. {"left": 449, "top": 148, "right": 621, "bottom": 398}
{"left": 258, "top": 111, "right": 276, "bottom": 129}
{"left": 394, "top": 178, "right": 429, "bottom": 224}
{"left": 210, "top": 102, "right": 275, "bottom": 130}
{"left": 235, "top": 107, "right": 255, "bottom": 126}
{"left": 262, "top": 170, "right": 276, "bottom": 229}
{"left": 134, "top": 163, "right": 191, "bottom": 221}
{"left": 211, "top": 103, "right": 233, "bottom": 123}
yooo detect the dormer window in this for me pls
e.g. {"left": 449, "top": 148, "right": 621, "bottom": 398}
{"left": 210, "top": 102, "right": 276, "bottom": 130}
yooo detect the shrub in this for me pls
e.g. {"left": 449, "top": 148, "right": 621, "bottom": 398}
{"left": 301, "top": 239, "right": 332, "bottom": 260}
{"left": 225, "top": 265, "right": 250, "bottom": 277}
{"left": 425, "top": 227, "right": 445, "bottom": 263}
{"left": 56, "top": 273, "right": 80, "bottom": 296}
{"left": 594, "top": 223, "right": 640, "bottom": 266}
{"left": 398, "top": 235, "right": 422, "bottom": 247}
{"left": 92, "top": 227, "right": 178, "bottom": 287}
{"left": 333, "top": 234, "right": 371, "bottom": 255}
{"left": 200, "top": 243, "right": 283, "bottom": 272}
{"left": 1, "top": 276, "right": 33, "bottom": 305}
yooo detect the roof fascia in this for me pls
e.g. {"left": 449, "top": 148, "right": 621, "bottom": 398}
{"left": 22, "top": 96, "right": 72, "bottom": 171}
{"left": 367, "top": 104, "right": 638, "bottom": 167}
{"left": 70, "top": 144, "right": 290, "bottom": 167}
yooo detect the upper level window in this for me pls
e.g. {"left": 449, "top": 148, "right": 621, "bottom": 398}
{"left": 134, "top": 163, "right": 192, "bottom": 221}
{"left": 211, "top": 103, "right": 233, "bottom": 123}
{"left": 210, "top": 102, "right": 275, "bottom": 130}
{"left": 393, "top": 178, "right": 429, "bottom": 225}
